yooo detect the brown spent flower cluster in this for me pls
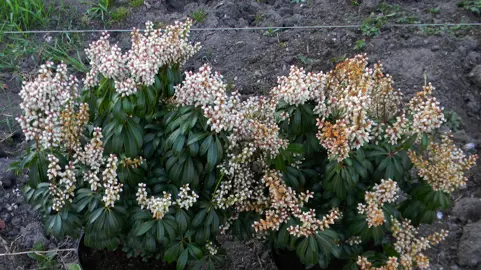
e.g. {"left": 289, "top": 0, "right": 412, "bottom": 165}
{"left": 60, "top": 103, "right": 89, "bottom": 150}
{"left": 409, "top": 135, "right": 478, "bottom": 193}
{"left": 252, "top": 170, "right": 340, "bottom": 237}
{"left": 122, "top": 156, "right": 144, "bottom": 168}
{"left": 358, "top": 179, "right": 399, "bottom": 228}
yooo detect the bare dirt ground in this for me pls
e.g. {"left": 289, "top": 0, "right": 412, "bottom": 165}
{"left": 1, "top": 0, "right": 481, "bottom": 269}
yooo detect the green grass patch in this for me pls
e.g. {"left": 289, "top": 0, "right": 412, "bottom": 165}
{"left": 86, "top": 0, "right": 110, "bottom": 23}
{"left": 130, "top": 0, "right": 144, "bottom": 8}
{"left": 354, "top": 39, "right": 366, "bottom": 51}
{"left": 191, "top": 9, "right": 208, "bottom": 23}
{"left": 0, "top": 0, "right": 52, "bottom": 30}
{"left": 428, "top": 7, "right": 441, "bottom": 14}
{"left": 110, "top": 6, "right": 129, "bottom": 22}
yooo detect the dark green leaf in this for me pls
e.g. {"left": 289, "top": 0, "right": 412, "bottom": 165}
{"left": 177, "top": 248, "right": 189, "bottom": 270}
{"left": 188, "top": 244, "right": 203, "bottom": 260}
{"left": 136, "top": 220, "right": 155, "bottom": 236}
{"left": 206, "top": 142, "right": 217, "bottom": 169}
{"left": 173, "top": 135, "right": 186, "bottom": 155}
{"left": 89, "top": 208, "right": 104, "bottom": 224}
{"left": 192, "top": 209, "right": 207, "bottom": 227}
{"left": 164, "top": 243, "right": 180, "bottom": 263}
{"left": 156, "top": 221, "right": 165, "bottom": 243}
{"left": 200, "top": 135, "right": 213, "bottom": 156}
{"left": 187, "top": 132, "right": 209, "bottom": 145}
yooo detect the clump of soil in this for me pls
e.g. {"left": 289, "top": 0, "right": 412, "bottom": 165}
{"left": 78, "top": 240, "right": 174, "bottom": 270}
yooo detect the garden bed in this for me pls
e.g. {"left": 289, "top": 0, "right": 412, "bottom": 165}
{"left": 1, "top": 0, "right": 481, "bottom": 269}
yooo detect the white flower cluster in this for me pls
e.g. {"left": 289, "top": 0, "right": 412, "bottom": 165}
{"left": 175, "top": 184, "right": 199, "bottom": 209}
{"left": 205, "top": 241, "right": 218, "bottom": 256}
{"left": 252, "top": 170, "right": 340, "bottom": 237}
{"left": 211, "top": 98, "right": 288, "bottom": 212}
{"left": 357, "top": 256, "right": 399, "bottom": 270}
{"left": 78, "top": 127, "right": 105, "bottom": 191}
{"left": 175, "top": 64, "right": 226, "bottom": 107}
{"left": 175, "top": 64, "right": 243, "bottom": 133}
{"left": 409, "top": 135, "right": 478, "bottom": 193}
{"left": 358, "top": 179, "right": 399, "bottom": 228}
{"left": 86, "top": 34, "right": 126, "bottom": 80}
{"left": 346, "top": 236, "right": 362, "bottom": 246}
{"left": 176, "top": 65, "right": 288, "bottom": 155}
{"left": 114, "top": 78, "right": 137, "bottom": 97}
{"left": 384, "top": 83, "right": 445, "bottom": 145}
{"left": 147, "top": 192, "right": 172, "bottom": 220}
{"left": 85, "top": 20, "right": 200, "bottom": 96}
{"left": 219, "top": 213, "right": 239, "bottom": 234}
{"left": 271, "top": 66, "right": 326, "bottom": 106}
{"left": 102, "top": 154, "right": 123, "bottom": 208}
{"left": 407, "top": 83, "right": 445, "bottom": 134}
{"left": 136, "top": 183, "right": 198, "bottom": 219}
{"left": 16, "top": 62, "right": 76, "bottom": 149}
{"left": 214, "top": 160, "right": 267, "bottom": 211}
{"left": 390, "top": 218, "right": 448, "bottom": 269}
{"left": 313, "top": 56, "right": 380, "bottom": 161}
{"left": 176, "top": 65, "right": 292, "bottom": 216}
{"left": 267, "top": 55, "right": 445, "bottom": 161}
{"left": 129, "top": 21, "right": 200, "bottom": 85}
{"left": 48, "top": 155, "right": 76, "bottom": 212}
{"left": 287, "top": 208, "right": 340, "bottom": 237}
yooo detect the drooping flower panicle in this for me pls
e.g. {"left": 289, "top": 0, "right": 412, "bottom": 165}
{"left": 85, "top": 20, "right": 200, "bottom": 96}
{"left": 358, "top": 179, "right": 399, "bottom": 228}
{"left": 136, "top": 183, "right": 198, "bottom": 220}
{"left": 409, "top": 135, "right": 478, "bottom": 193}
{"left": 17, "top": 62, "right": 76, "bottom": 149}
{"left": 102, "top": 154, "right": 123, "bottom": 208}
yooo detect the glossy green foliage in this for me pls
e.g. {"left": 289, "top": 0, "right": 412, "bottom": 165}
{"left": 13, "top": 64, "right": 228, "bottom": 269}
{"left": 233, "top": 99, "right": 454, "bottom": 269}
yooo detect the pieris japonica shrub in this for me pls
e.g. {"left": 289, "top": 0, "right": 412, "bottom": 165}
{"left": 12, "top": 20, "right": 231, "bottom": 269}
{"left": 12, "top": 18, "right": 478, "bottom": 270}
{"left": 200, "top": 56, "right": 477, "bottom": 269}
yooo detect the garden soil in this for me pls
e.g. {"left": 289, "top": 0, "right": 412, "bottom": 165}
{"left": 1, "top": 0, "right": 481, "bottom": 269}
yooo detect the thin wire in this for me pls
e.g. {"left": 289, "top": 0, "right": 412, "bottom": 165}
{"left": 2, "top": 23, "right": 481, "bottom": 34}
{"left": 0, "top": 248, "right": 77, "bottom": 257}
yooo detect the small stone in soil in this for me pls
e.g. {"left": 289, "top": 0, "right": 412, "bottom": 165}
{"left": 453, "top": 197, "right": 481, "bottom": 223}
{"left": 468, "top": 65, "right": 481, "bottom": 88}
{"left": 458, "top": 220, "right": 481, "bottom": 267}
